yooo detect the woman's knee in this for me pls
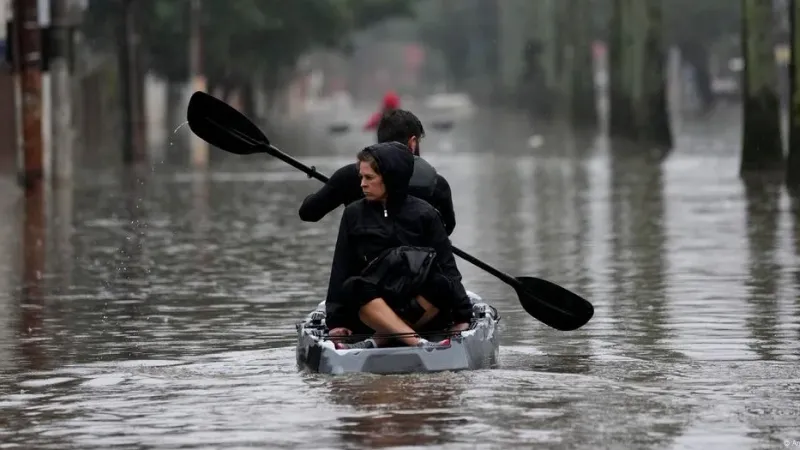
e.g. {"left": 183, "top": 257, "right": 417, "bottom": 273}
{"left": 410, "top": 295, "right": 440, "bottom": 328}
{"left": 415, "top": 295, "right": 439, "bottom": 314}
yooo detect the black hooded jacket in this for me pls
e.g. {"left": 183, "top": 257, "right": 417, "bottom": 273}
{"left": 298, "top": 142, "right": 456, "bottom": 236}
{"left": 324, "top": 143, "right": 472, "bottom": 329}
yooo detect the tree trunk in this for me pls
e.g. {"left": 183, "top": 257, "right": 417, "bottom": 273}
{"left": 12, "top": 0, "right": 45, "bottom": 191}
{"left": 522, "top": 0, "right": 559, "bottom": 119}
{"left": 787, "top": 0, "right": 800, "bottom": 186}
{"left": 119, "top": 0, "right": 146, "bottom": 165}
{"left": 565, "top": 0, "right": 598, "bottom": 129}
{"left": 188, "top": 0, "right": 207, "bottom": 170}
{"left": 636, "top": 0, "right": 672, "bottom": 149}
{"left": 50, "top": 0, "right": 73, "bottom": 184}
{"left": 608, "top": 0, "right": 635, "bottom": 138}
{"left": 608, "top": 0, "right": 672, "bottom": 150}
{"left": 741, "top": 0, "right": 784, "bottom": 175}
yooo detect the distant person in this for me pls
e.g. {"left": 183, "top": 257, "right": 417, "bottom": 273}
{"left": 363, "top": 91, "right": 401, "bottom": 131}
{"left": 299, "top": 109, "right": 457, "bottom": 236}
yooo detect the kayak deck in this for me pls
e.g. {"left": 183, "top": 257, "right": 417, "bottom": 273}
{"left": 295, "top": 291, "right": 501, "bottom": 375}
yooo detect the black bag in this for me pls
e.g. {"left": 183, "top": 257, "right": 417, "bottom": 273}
{"left": 358, "top": 246, "right": 437, "bottom": 299}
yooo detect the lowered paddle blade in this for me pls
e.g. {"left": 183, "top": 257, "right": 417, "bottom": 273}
{"left": 514, "top": 276, "right": 594, "bottom": 331}
{"left": 186, "top": 91, "right": 269, "bottom": 155}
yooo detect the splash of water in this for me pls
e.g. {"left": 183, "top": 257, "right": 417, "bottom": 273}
{"left": 171, "top": 121, "right": 191, "bottom": 146}
{"left": 173, "top": 121, "right": 189, "bottom": 135}
{"left": 160, "top": 121, "right": 193, "bottom": 168}
{"left": 168, "top": 121, "right": 191, "bottom": 148}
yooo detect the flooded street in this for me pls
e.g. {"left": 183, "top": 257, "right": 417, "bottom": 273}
{"left": 2, "top": 107, "right": 800, "bottom": 449}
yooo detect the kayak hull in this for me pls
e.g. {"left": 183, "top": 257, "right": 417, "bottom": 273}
{"left": 295, "top": 291, "right": 501, "bottom": 375}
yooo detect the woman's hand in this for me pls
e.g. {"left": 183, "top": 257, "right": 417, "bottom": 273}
{"left": 328, "top": 327, "right": 352, "bottom": 339}
{"left": 449, "top": 322, "right": 469, "bottom": 332}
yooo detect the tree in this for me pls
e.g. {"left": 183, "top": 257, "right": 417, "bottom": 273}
{"left": 787, "top": 0, "right": 800, "bottom": 187}
{"left": 664, "top": 0, "right": 741, "bottom": 110}
{"left": 608, "top": 0, "right": 672, "bottom": 150}
{"left": 81, "top": 0, "right": 418, "bottom": 92}
{"left": 740, "top": 0, "right": 784, "bottom": 175}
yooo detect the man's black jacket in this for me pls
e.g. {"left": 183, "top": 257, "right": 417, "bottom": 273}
{"left": 298, "top": 143, "right": 456, "bottom": 235}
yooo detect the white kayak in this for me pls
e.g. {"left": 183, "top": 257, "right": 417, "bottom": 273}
{"left": 295, "top": 291, "right": 501, "bottom": 375}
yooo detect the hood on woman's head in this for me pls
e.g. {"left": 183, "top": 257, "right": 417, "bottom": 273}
{"left": 360, "top": 142, "right": 414, "bottom": 199}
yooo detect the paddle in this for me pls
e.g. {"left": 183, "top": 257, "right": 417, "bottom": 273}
{"left": 186, "top": 91, "right": 594, "bottom": 332}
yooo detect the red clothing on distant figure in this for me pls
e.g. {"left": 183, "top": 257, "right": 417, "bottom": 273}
{"left": 364, "top": 91, "right": 400, "bottom": 130}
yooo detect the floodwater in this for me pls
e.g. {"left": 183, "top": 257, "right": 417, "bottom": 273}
{"left": 1, "top": 106, "right": 800, "bottom": 449}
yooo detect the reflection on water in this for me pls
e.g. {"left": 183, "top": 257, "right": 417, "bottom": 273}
{"left": 0, "top": 181, "right": 20, "bottom": 375}
{"left": 608, "top": 148, "right": 673, "bottom": 362}
{"left": 791, "top": 192, "right": 800, "bottom": 346}
{"left": 743, "top": 179, "right": 781, "bottom": 361}
{"left": 21, "top": 186, "right": 47, "bottom": 372}
{"left": 326, "top": 373, "right": 465, "bottom": 448}
{"left": 1, "top": 107, "right": 800, "bottom": 449}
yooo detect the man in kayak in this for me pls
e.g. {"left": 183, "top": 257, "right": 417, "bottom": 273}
{"left": 324, "top": 143, "right": 473, "bottom": 350}
{"left": 363, "top": 91, "right": 400, "bottom": 131}
{"left": 298, "top": 109, "right": 457, "bottom": 236}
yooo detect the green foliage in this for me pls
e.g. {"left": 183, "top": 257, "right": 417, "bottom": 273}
{"left": 80, "top": 0, "right": 417, "bottom": 84}
{"left": 663, "top": 0, "right": 740, "bottom": 46}
{"left": 413, "top": 0, "right": 740, "bottom": 89}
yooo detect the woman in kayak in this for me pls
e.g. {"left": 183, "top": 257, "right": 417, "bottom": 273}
{"left": 324, "top": 142, "right": 472, "bottom": 350}
{"left": 363, "top": 91, "right": 400, "bottom": 131}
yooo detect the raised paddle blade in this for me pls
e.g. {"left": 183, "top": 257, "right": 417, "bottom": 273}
{"left": 186, "top": 91, "right": 269, "bottom": 155}
{"left": 514, "top": 276, "right": 594, "bottom": 331}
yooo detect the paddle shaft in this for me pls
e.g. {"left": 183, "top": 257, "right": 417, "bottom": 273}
{"left": 452, "top": 247, "right": 520, "bottom": 288}
{"left": 261, "top": 143, "right": 330, "bottom": 182}
{"left": 258, "top": 142, "right": 523, "bottom": 290}
{"left": 186, "top": 90, "right": 594, "bottom": 331}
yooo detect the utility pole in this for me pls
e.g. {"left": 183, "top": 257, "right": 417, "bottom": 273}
{"left": 189, "top": 0, "right": 208, "bottom": 169}
{"left": 49, "top": 0, "right": 72, "bottom": 184}
{"left": 119, "top": 0, "right": 144, "bottom": 165}
{"left": 11, "top": 0, "right": 43, "bottom": 192}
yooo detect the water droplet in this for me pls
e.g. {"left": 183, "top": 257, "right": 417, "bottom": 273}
{"left": 173, "top": 121, "right": 189, "bottom": 134}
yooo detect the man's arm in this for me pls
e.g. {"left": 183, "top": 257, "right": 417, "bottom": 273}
{"left": 298, "top": 164, "right": 360, "bottom": 222}
{"left": 433, "top": 175, "right": 456, "bottom": 236}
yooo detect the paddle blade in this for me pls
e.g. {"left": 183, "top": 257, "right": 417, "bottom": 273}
{"left": 186, "top": 91, "right": 269, "bottom": 155}
{"left": 514, "top": 276, "right": 594, "bottom": 331}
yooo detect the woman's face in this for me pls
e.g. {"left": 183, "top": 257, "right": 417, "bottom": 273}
{"left": 359, "top": 161, "right": 386, "bottom": 201}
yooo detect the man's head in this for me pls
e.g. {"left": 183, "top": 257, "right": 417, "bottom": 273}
{"left": 376, "top": 109, "right": 425, "bottom": 156}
